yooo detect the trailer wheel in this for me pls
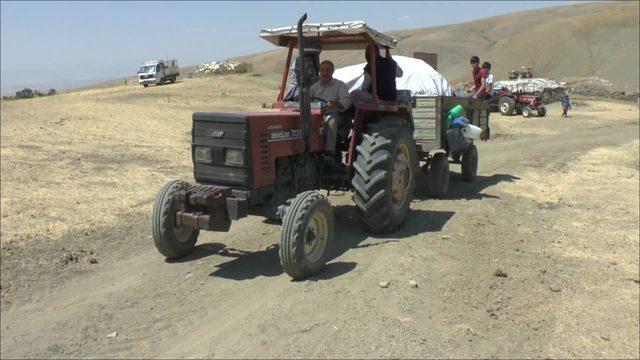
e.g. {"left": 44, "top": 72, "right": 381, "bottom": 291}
{"left": 537, "top": 106, "right": 547, "bottom": 117}
{"left": 521, "top": 106, "right": 532, "bottom": 118}
{"left": 461, "top": 144, "right": 478, "bottom": 182}
{"left": 280, "top": 191, "right": 334, "bottom": 280}
{"left": 151, "top": 180, "right": 199, "bottom": 259}
{"left": 499, "top": 97, "right": 515, "bottom": 115}
{"left": 352, "top": 119, "right": 416, "bottom": 233}
{"left": 427, "top": 152, "right": 449, "bottom": 197}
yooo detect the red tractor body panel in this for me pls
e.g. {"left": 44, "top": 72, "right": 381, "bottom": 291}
{"left": 247, "top": 110, "right": 325, "bottom": 188}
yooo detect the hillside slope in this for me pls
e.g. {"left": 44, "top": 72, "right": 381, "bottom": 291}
{"left": 231, "top": 2, "right": 639, "bottom": 89}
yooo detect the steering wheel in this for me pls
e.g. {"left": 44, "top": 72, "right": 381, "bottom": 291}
{"left": 310, "top": 96, "right": 328, "bottom": 107}
{"left": 310, "top": 96, "right": 331, "bottom": 114}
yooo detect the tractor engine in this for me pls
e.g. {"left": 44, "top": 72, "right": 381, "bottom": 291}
{"left": 190, "top": 111, "right": 325, "bottom": 218}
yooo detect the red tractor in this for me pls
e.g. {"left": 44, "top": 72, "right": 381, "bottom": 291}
{"left": 490, "top": 85, "right": 546, "bottom": 118}
{"left": 151, "top": 14, "right": 489, "bottom": 280}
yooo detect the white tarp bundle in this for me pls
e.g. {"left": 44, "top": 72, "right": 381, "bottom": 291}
{"left": 193, "top": 61, "right": 239, "bottom": 75}
{"left": 333, "top": 55, "right": 452, "bottom": 96}
{"left": 493, "top": 78, "right": 566, "bottom": 93}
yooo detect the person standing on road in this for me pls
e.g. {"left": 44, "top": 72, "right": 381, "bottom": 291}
{"left": 561, "top": 91, "right": 571, "bottom": 117}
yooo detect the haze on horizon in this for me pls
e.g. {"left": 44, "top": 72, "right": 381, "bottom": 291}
{"left": 1, "top": 0, "right": 584, "bottom": 94}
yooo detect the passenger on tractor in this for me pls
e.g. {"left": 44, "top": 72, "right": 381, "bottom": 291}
{"left": 283, "top": 47, "right": 320, "bottom": 101}
{"left": 482, "top": 61, "right": 494, "bottom": 100}
{"left": 309, "top": 60, "right": 352, "bottom": 160}
{"left": 470, "top": 56, "right": 487, "bottom": 101}
{"left": 362, "top": 44, "right": 403, "bottom": 101}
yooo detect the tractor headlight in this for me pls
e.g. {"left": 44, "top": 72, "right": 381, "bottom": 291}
{"left": 194, "top": 146, "right": 212, "bottom": 163}
{"left": 225, "top": 148, "right": 244, "bottom": 166}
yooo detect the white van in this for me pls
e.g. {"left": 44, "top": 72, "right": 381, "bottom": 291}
{"left": 138, "top": 59, "right": 180, "bottom": 87}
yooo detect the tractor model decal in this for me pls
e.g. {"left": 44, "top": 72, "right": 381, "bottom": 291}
{"left": 268, "top": 128, "right": 303, "bottom": 141}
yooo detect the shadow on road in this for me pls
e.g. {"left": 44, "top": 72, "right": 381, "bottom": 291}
{"left": 330, "top": 205, "right": 455, "bottom": 261}
{"left": 165, "top": 242, "right": 226, "bottom": 263}
{"left": 415, "top": 173, "right": 520, "bottom": 201}
{"left": 209, "top": 244, "right": 283, "bottom": 280}
{"left": 205, "top": 206, "right": 456, "bottom": 281}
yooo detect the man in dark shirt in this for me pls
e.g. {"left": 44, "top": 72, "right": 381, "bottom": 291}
{"left": 362, "top": 44, "right": 403, "bottom": 101}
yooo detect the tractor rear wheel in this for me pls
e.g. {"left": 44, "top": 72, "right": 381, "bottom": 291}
{"left": 537, "top": 106, "right": 547, "bottom": 117}
{"left": 499, "top": 97, "right": 515, "bottom": 115}
{"left": 280, "top": 191, "right": 334, "bottom": 280}
{"left": 427, "top": 152, "right": 449, "bottom": 197}
{"left": 152, "top": 180, "right": 199, "bottom": 259}
{"left": 461, "top": 144, "right": 478, "bottom": 182}
{"left": 352, "top": 119, "right": 417, "bottom": 233}
{"left": 521, "top": 106, "right": 532, "bottom": 118}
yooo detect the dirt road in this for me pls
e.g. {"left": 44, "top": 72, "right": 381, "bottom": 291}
{"left": 1, "top": 77, "right": 638, "bottom": 358}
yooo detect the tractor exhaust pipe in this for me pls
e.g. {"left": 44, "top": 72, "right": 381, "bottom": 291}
{"left": 296, "top": 13, "right": 312, "bottom": 150}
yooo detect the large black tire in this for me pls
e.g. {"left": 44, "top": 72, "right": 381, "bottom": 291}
{"left": 537, "top": 106, "right": 547, "bottom": 117}
{"left": 352, "top": 119, "right": 417, "bottom": 233}
{"left": 170, "top": 76, "right": 176, "bottom": 83}
{"left": 280, "top": 191, "right": 334, "bottom": 280}
{"left": 499, "top": 97, "right": 515, "bottom": 115}
{"left": 151, "top": 180, "right": 199, "bottom": 259}
{"left": 521, "top": 106, "right": 532, "bottom": 118}
{"left": 427, "top": 152, "right": 449, "bottom": 197}
{"left": 143, "top": 84, "right": 148, "bottom": 88}
{"left": 158, "top": 77, "right": 165, "bottom": 85}
{"left": 461, "top": 144, "right": 478, "bottom": 182}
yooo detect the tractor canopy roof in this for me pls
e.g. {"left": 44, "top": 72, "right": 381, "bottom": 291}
{"left": 260, "top": 21, "right": 397, "bottom": 50}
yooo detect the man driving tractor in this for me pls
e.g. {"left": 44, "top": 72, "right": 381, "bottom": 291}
{"left": 309, "top": 60, "right": 352, "bottom": 157}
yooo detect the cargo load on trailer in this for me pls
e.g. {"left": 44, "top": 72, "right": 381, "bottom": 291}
{"left": 333, "top": 55, "right": 452, "bottom": 96}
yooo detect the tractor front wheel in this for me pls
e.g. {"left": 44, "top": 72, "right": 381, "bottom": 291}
{"left": 522, "top": 106, "right": 532, "bottom": 118}
{"left": 151, "top": 180, "right": 199, "bottom": 259}
{"left": 537, "top": 106, "right": 547, "bottom": 117}
{"left": 352, "top": 119, "right": 417, "bottom": 233}
{"left": 499, "top": 97, "right": 515, "bottom": 115}
{"left": 279, "top": 191, "right": 334, "bottom": 280}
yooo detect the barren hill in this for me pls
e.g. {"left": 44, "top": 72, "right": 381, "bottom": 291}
{"left": 230, "top": 2, "right": 639, "bottom": 89}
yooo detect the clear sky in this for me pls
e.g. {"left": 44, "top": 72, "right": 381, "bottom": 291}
{"left": 1, "top": 1, "right": 581, "bottom": 93}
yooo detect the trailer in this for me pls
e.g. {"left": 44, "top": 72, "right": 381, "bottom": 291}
{"left": 412, "top": 96, "right": 490, "bottom": 196}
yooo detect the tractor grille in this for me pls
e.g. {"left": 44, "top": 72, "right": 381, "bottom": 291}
{"left": 192, "top": 112, "right": 250, "bottom": 187}
{"left": 258, "top": 132, "right": 269, "bottom": 174}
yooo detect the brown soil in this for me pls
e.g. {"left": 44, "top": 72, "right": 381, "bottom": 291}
{"left": 1, "top": 75, "right": 638, "bottom": 358}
